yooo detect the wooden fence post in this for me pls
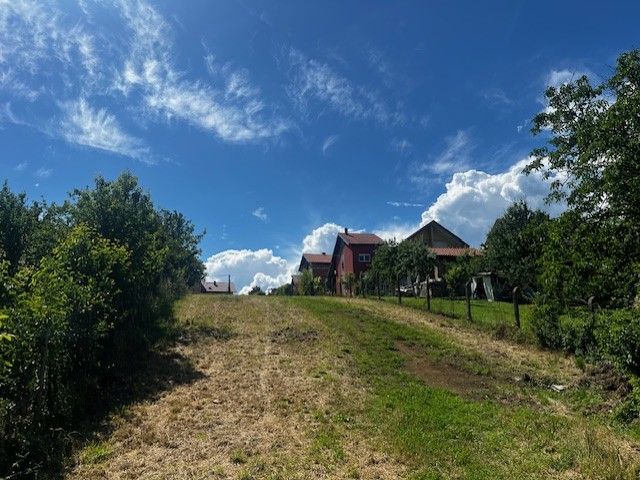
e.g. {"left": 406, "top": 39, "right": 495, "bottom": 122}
{"left": 376, "top": 272, "right": 381, "bottom": 300}
{"left": 397, "top": 272, "right": 401, "bottom": 304}
{"left": 426, "top": 276, "right": 431, "bottom": 311}
{"left": 465, "top": 280, "right": 472, "bottom": 322}
{"left": 513, "top": 286, "right": 520, "bottom": 328}
{"left": 588, "top": 295, "right": 596, "bottom": 325}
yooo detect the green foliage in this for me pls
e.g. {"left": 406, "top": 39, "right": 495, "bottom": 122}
{"left": 443, "top": 255, "right": 479, "bottom": 293}
{"left": 527, "top": 50, "right": 640, "bottom": 307}
{"left": 370, "top": 240, "right": 435, "bottom": 289}
{"left": 482, "top": 201, "right": 550, "bottom": 291}
{"left": 595, "top": 309, "right": 640, "bottom": 373}
{"left": 248, "top": 286, "right": 265, "bottom": 295}
{"left": 270, "top": 283, "right": 295, "bottom": 296}
{"left": 299, "top": 269, "right": 325, "bottom": 296}
{"left": 530, "top": 300, "right": 564, "bottom": 349}
{"left": 341, "top": 272, "right": 356, "bottom": 297}
{"left": 0, "top": 174, "right": 203, "bottom": 477}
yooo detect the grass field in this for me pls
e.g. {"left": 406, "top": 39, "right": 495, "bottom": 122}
{"left": 380, "top": 296, "right": 535, "bottom": 338}
{"left": 68, "top": 295, "right": 640, "bottom": 479}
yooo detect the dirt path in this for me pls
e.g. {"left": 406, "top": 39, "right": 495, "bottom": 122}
{"left": 68, "top": 296, "right": 406, "bottom": 479}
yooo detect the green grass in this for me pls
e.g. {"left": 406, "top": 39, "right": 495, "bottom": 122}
{"left": 290, "top": 296, "right": 639, "bottom": 479}
{"left": 380, "top": 296, "right": 535, "bottom": 339}
{"left": 78, "top": 441, "right": 113, "bottom": 465}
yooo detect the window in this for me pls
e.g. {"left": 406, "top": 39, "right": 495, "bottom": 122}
{"left": 358, "top": 253, "right": 371, "bottom": 263}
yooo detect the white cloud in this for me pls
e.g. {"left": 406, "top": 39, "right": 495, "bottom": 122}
{"left": 300, "top": 222, "right": 344, "bottom": 254}
{"left": 373, "top": 222, "right": 416, "bottom": 242}
{"left": 482, "top": 88, "right": 513, "bottom": 106}
{"left": 14, "top": 161, "right": 27, "bottom": 171}
{"left": 428, "top": 130, "right": 473, "bottom": 174}
{"left": 390, "top": 137, "right": 412, "bottom": 155}
{"left": 387, "top": 201, "right": 423, "bottom": 208}
{"left": 34, "top": 167, "right": 52, "bottom": 178}
{"left": 420, "top": 157, "right": 565, "bottom": 247}
{"left": 60, "top": 98, "right": 150, "bottom": 161}
{"left": 0, "top": 0, "right": 100, "bottom": 87}
{"left": 204, "top": 222, "right": 346, "bottom": 294}
{"left": 288, "top": 48, "right": 401, "bottom": 125}
{"left": 115, "top": 0, "right": 289, "bottom": 143}
{"left": 252, "top": 207, "right": 268, "bottom": 222}
{"left": 545, "top": 69, "right": 591, "bottom": 88}
{"left": 204, "top": 248, "right": 290, "bottom": 295}
{"left": 322, "top": 134, "right": 339, "bottom": 154}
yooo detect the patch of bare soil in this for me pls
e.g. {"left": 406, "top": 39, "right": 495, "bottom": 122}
{"left": 396, "top": 341, "right": 494, "bottom": 399}
{"left": 67, "top": 297, "right": 407, "bottom": 480}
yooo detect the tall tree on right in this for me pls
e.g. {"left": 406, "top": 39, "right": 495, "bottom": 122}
{"left": 482, "top": 201, "right": 550, "bottom": 293}
{"left": 526, "top": 50, "right": 640, "bottom": 306}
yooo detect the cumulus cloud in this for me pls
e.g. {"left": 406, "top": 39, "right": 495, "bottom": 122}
{"left": 204, "top": 248, "right": 290, "bottom": 295}
{"left": 204, "top": 222, "right": 347, "bottom": 294}
{"left": 60, "top": 98, "right": 150, "bottom": 161}
{"left": 300, "top": 222, "right": 344, "bottom": 254}
{"left": 373, "top": 222, "right": 416, "bottom": 242}
{"left": 420, "top": 157, "right": 565, "bottom": 246}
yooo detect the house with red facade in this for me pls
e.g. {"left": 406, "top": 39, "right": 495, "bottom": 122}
{"left": 298, "top": 252, "right": 332, "bottom": 282}
{"left": 328, "top": 228, "right": 384, "bottom": 295}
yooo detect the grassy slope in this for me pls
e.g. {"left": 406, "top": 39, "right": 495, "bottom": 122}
{"left": 68, "top": 295, "right": 640, "bottom": 479}
{"left": 295, "top": 297, "right": 640, "bottom": 479}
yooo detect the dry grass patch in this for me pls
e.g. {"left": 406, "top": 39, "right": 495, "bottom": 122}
{"left": 67, "top": 295, "right": 407, "bottom": 479}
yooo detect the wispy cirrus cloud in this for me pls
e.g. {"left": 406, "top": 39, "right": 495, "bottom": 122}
{"left": 60, "top": 97, "right": 151, "bottom": 162}
{"left": 287, "top": 48, "right": 403, "bottom": 126}
{"left": 115, "top": 0, "right": 289, "bottom": 143}
{"left": 252, "top": 206, "right": 268, "bottom": 221}
{"left": 429, "top": 130, "right": 474, "bottom": 174}
{"left": 387, "top": 201, "right": 423, "bottom": 208}
{"left": 407, "top": 129, "right": 475, "bottom": 189}
{"left": 390, "top": 137, "right": 412, "bottom": 155}
{"left": 482, "top": 88, "right": 514, "bottom": 107}
{"left": 322, "top": 134, "right": 339, "bottom": 154}
{"left": 0, "top": 0, "right": 290, "bottom": 165}
{"left": 35, "top": 167, "right": 52, "bottom": 178}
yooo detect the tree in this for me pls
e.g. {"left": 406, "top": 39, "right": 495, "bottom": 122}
{"left": 342, "top": 272, "right": 356, "bottom": 297}
{"left": 0, "top": 183, "right": 39, "bottom": 273}
{"left": 299, "top": 268, "right": 316, "bottom": 296}
{"left": 397, "top": 240, "right": 435, "bottom": 286}
{"left": 248, "top": 286, "right": 265, "bottom": 295}
{"left": 526, "top": 49, "right": 640, "bottom": 306}
{"left": 482, "top": 201, "right": 550, "bottom": 292}
{"left": 370, "top": 240, "right": 435, "bottom": 294}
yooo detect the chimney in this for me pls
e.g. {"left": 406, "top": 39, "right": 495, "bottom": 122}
{"left": 228, "top": 274, "right": 231, "bottom": 293}
{"left": 344, "top": 227, "right": 349, "bottom": 235}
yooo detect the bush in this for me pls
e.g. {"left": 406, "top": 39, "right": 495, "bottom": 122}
{"left": 0, "top": 175, "right": 203, "bottom": 477}
{"left": 530, "top": 301, "right": 564, "bottom": 349}
{"left": 595, "top": 309, "right": 640, "bottom": 374}
{"left": 559, "top": 310, "right": 596, "bottom": 357}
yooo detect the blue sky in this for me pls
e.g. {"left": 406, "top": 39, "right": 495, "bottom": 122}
{"left": 1, "top": 0, "right": 638, "bottom": 292}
